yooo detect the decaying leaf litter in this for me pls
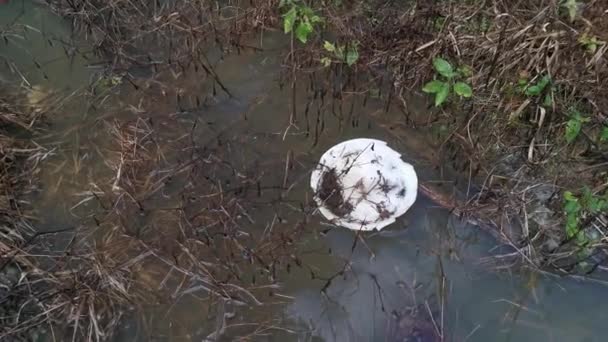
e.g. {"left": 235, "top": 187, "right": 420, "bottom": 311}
{"left": 0, "top": 0, "right": 607, "bottom": 340}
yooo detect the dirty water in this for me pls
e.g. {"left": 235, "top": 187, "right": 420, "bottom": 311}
{"left": 2, "top": 2, "right": 608, "bottom": 342}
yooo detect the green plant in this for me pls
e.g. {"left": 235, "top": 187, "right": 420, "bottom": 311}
{"left": 563, "top": 189, "right": 608, "bottom": 247}
{"left": 564, "top": 109, "right": 590, "bottom": 143}
{"left": 422, "top": 57, "right": 473, "bottom": 107}
{"left": 578, "top": 33, "right": 604, "bottom": 54}
{"left": 321, "top": 40, "right": 359, "bottom": 66}
{"left": 581, "top": 188, "right": 608, "bottom": 215}
{"left": 433, "top": 16, "right": 446, "bottom": 31}
{"left": 564, "top": 191, "right": 583, "bottom": 240}
{"left": 561, "top": 0, "right": 580, "bottom": 22}
{"left": 281, "top": 0, "right": 323, "bottom": 43}
{"left": 600, "top": 126, "right": 608, "bottom": 143}
{"left": 518, "top": 74, "right": 553, "bottom": 107}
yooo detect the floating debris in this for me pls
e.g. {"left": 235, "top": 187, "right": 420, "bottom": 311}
{"left": 310, "top": 138, "right": 418, "bottom": 231}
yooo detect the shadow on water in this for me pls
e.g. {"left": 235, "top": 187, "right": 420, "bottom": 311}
{"left": 2, "top": 2, "right": 608, "bottom": 342}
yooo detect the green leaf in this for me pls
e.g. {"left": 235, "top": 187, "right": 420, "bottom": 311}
{"left": 432, "top": 58, "right": 454, "bottom": 78}
{"left": 543, "top": 92, "right": 553, "bottom": 107}
{"left": 346, "top": 46, "right": 359, "bottom": 66}
{"left": 562, "top": 0, "right": 579, "bottom": 22}
{"left": 564, "top": 191, "right": 581, "bottom": 238}
{"left": 564, "top": 191, "right": 577, "bottom": 202}
{"left": 433, "top": 16, "right": 446, "bottom": 30}
{"left": 334, "top": 46, "right": 345, "bottom": 60}
{"left": 320, "top": 57, "right": 332, "bottom": 67}
{"left": 525, "top": 75, "right": 551, "bottom": 96}
{"left": 564, "top": 191, "right": 578, "bottom": 202}
{"left": 323, "top": 41, "right": 336, "bottom": 52}
{"left": 586, "top": 42, "right": 598, "bottom": 53}
{"left": 575, "top": 230, "right": 589, "bottom": 246}
{"left": 453, "top": 82, "right": 473, "bottom": 98}
{"left": 295, "top": 20, "right": 313, "bottom": 43}
{"left": 565, "top": 200, "right": 580, "bottom": 214}
{"left": 566, "top": 214, "right": 579, "bottom": 238}
{"left": 565, "top": 117, "right": 582, "bottom": 143}
{"left": 283, "top": 7, "right": 297, "bottom": 33}
{"left": 422, "top": 80, "right": 445, "bottom": 94}
{"left": 582, "top": 187, "right": 608, "bottom": 214}
{"left": 579, "top": 34, "right": 600, "bottom": 53}
{"left": 582, "top": 187, "right": 595, "bottom": 208}
{"left": 309, "top": 14, "right": 323, "bottom": 24}
{"left": 525, "top": 85, "right": 541, "bottom": 96}
{"left": 588, "top": 197, "right": 604, "bottom": 214}
{"left": 299, "top": 6, "right": 315, "bottom": 19}
{"left": 596, "top": 199, "right": 608, "bottom": 212}
{"left": 600, "top": 126, "right": 608, "bottom": 142}
{"left": 517, "top": 78, "right": 528, "bottom": 87}
{"left": 434, "top": 83, "right": 450, "bottom": 107}
{"left": 537, "top": 75, "right": 551, "bottom": 90}
{"left": 565, "top": 201, "right": 581, "bottom": 218}
{"left": 565, "top": 111, "right": 588, "bottom": 143}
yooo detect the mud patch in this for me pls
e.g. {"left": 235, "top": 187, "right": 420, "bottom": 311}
{"left": 318, "top": 168, "right": 353, "bottom": 217}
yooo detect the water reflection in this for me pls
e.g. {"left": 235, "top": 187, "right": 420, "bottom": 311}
{"left": 288, "top": 203, "right": 608, "bottom": 342}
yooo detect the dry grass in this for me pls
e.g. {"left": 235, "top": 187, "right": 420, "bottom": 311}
{"left": 0, "top": 86, "right": 305, "bottom": 340}
{"left": 0, "top": 85, "right": 148, "bottom": 341}
{"left": 0, "top": 87, "right": 55, "bottom": 340}
{"left": 48, "top": 0, "right": 278, "bottom": 88}
{"left": 277, "top": 0, "right": 608, "bottom": 273}
{"left": 2, "top": 0, "right": 605, "bottom": 340}
{"left": 0, "top": 1, "right": 309, "bottom": 339}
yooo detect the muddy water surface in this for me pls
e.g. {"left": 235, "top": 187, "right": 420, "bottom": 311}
{"left": 2, "top": 2, "right": 608, "bottom": 342}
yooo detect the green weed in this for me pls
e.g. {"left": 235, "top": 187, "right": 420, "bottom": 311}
{"left": 433, "top": 16, "right": 446, "bottom": 31}
{"left": 281, "top": 0, "right": 323, "bottom": 43}
{"left": 564, "top": 191, "right": 583, "bottom": 241}
{"left": 579, "top": 33, "right": 605, "bottom": 54}
{"left": 600, "top": 126, "right": 608, "bottom": 143}
{"left": 422, "top": 57, "right": 473, "bottom": 107}
{"left": 561, "top": 0, "right": 581, "bottom": 22}
{"left": 321, "top": 40, "right": 359, "bottom": 66}
{"left": 563, "top": 189, "right": 607, "bottom": 258}
{"left": 518, "top": 74, "right": 554, "bottom": 107}
{"left": 564, "top": 109, "right": 590, "bottom": 144}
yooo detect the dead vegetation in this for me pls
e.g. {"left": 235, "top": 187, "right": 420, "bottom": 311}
{"left": 47, "top": 0, "right": 278, "bottom": 90}
{"left": 0, "top": 87, "right": 308, "bottom": 341}
{"left": 0, "top": 85, "right": 142, "bottom": 341}
{"left": 1, "top": 0, "right": 607, "bottom": 340}
{"left": 0, "top": 87, "right": 48, "bottom": 340}
{"left": 277, "top": 0, "right": 608, "bottom": 273}
{"left": 2, "top": 0, "right": 309, "bottom": 339}
{"left": 78, "top": 108, "right": 311, "bottom": 340}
